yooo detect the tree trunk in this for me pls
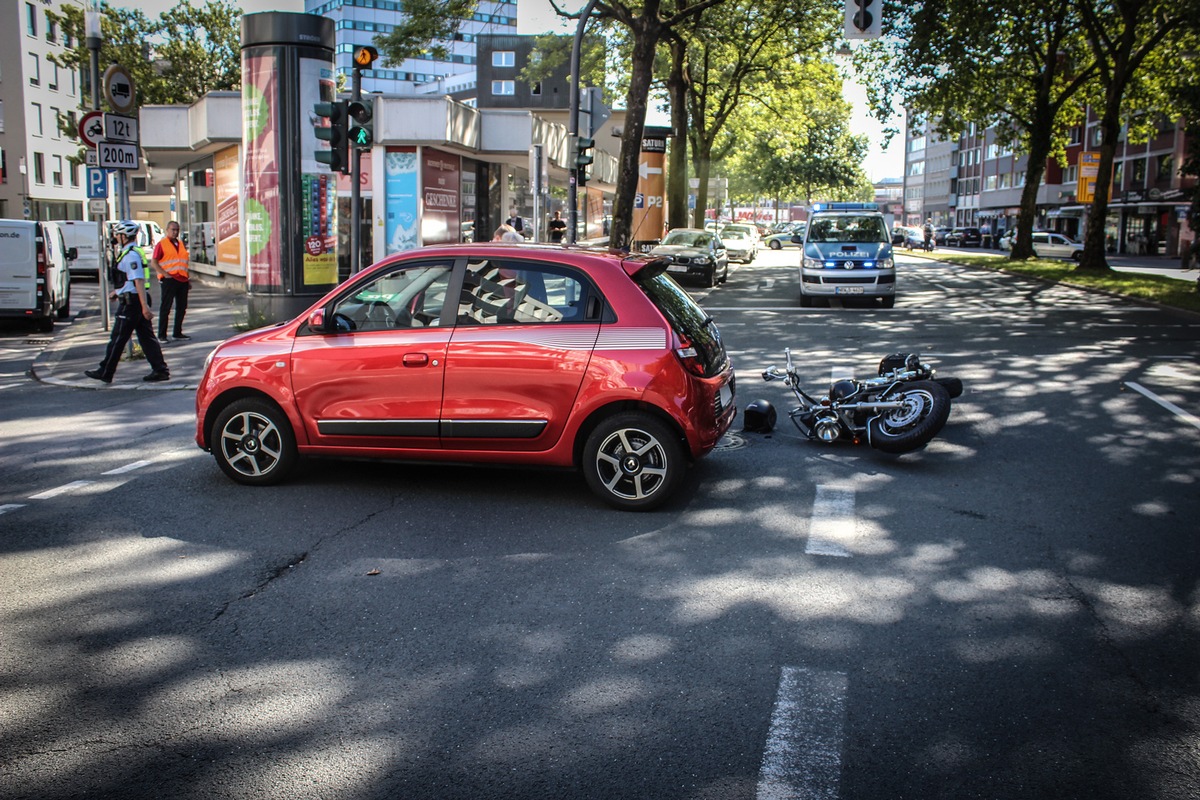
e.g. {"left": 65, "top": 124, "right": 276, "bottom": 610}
{"left": 692, "top": 151, "right": 712, "bottom": 228}
{"left": 1010, "top": 104, "right": 1055, "bottom": 260}
{"left": 666, "top": 37, "right": 689, "bottom": 233}
{"left": 610, "top": 24, "right": 659, "bottom": 252}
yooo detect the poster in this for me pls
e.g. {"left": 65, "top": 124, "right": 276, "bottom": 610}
{"left": 386, "top": 147, "right": 418, "bottom": 254}
{"left": 242, "top": 54, "right": 282, "bottom": 289}
{"left": 214, "top": 146, "right": 241, "bottom": 272}
{"left": 421, "top": 147, "right": 461, "bottom": 246}
{"left": 299, "top": 57, "right": 338, "bottom": 287}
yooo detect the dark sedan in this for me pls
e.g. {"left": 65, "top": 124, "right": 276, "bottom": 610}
{"left": 945, "top": 227, "right": 982, "bottom": 247}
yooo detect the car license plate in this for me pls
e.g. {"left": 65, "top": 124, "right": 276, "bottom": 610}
{"left": 835, "top": 286, "right": 864, "bottom": 295}
{"left": 667, "top": 265, "right": 688, "bottom": 273}
{"left": 719, "top": 382, "right": 733, "bottom": 409}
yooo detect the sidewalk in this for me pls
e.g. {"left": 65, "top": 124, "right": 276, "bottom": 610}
{"left": 910, "top": 246, "right": 1199, "bottom": 283}
{"left": 32, "top": 280, "right": 248, "bottom": 391}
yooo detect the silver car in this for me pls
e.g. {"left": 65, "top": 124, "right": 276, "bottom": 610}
{"left": 1031, "top": 231, "right": 1084, "bottom": 261}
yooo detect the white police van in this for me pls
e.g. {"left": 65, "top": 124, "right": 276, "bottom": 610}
{"left": 797, "top": 202, "right": 896, "bottom": 308}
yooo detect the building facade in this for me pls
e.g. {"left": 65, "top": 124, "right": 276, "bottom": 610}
{"left": 0, "top": 0, "right": 87, "bottom": 222}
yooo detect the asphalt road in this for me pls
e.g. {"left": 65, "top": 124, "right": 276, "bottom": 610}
{"left": 1, "top": 249, "right": 1198, "bottom": 799}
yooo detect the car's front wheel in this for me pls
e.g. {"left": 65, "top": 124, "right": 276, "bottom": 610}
{"left": 212, "top": 398, "right": 298, "bottom": 486}
{"left": 582, "top": 412, "right": 684, "bottom": 511}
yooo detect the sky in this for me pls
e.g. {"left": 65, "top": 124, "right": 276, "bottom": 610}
{"left": 123, "top": 0, "right": 904, "bottom": 181}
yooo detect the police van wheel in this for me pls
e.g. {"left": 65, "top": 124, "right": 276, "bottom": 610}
{"left": 880, "top": 295, "right": 896, "bottom": 309}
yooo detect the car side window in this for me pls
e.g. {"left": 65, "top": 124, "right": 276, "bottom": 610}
{"left": 458, "top": 259, "right": 598, "bottom": 326}
{"left": 1033, "top": 233, "right": 1048, "bottom": 244}
{"left": 331, "top": 262, "right": 453, "bottom": 332}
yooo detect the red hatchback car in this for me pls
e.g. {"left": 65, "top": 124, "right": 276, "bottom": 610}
{"left": 196, "top": 244, "right": 737, "bottom": 510}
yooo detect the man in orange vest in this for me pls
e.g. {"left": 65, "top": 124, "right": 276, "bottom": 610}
{"left": 152, "top": 220, "right": 191, "bottom": 341}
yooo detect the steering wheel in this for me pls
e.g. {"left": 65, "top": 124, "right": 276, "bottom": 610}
{"left": 365, "top": 301, "right": 398, "bottom": 328}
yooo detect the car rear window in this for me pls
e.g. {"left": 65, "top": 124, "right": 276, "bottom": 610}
{"left": 637, "top": 273, "right": 729, "bottom": 377}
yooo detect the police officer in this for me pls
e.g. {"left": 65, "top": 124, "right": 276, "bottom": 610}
{"left": 85, "top": 221, "right": 170, "bottom": 384}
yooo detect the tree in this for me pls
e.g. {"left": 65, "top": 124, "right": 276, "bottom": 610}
{"left": 1074, "top": 0, "right": 1200, "bottom": 271}
{"left": 859, "top": 0, "right": 1096, "bottom": 261}
{"left": 373, "top": 0, "right": 482, "bottom": 63}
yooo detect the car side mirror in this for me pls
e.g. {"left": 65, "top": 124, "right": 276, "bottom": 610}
{"left": 791, "top": 235, "right": 804, "bottom": 244}
{"left": 307, "top": 308, "right": 329, "bottom": 333}
{"left": 67, "top": 247, "right": 78, "bottom": 261}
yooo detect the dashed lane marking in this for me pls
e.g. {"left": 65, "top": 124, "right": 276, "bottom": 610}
{"left": 0, "top": 504, "right": 26, "bottom": 515}
{"left": 758, "top": 666, "right": 848, "bottom": 800}
{"left": 102, "top": 460, "right": 153, "bottom": 475}
{"left": 806, "top": 486, "right": 855, "bottom": 558}
{"left": 28, "top": 481, "right": 95, "bottom": 500}
{"left": 1124, "top": 381, "right": 1200, "bottom": 432}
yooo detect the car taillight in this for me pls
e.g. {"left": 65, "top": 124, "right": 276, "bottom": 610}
{"left": 36, "top": 239, "right": 46, "bottom": 276}
{"left": 672, "top": 332, "right": 707, "bottom": 377}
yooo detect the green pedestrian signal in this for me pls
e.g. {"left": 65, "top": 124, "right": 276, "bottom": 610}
{"left": 348, "top": 98, "right": 375, "bottom": 150}
{"left": 313, "top": 100, "right": 349, "bottom": 174}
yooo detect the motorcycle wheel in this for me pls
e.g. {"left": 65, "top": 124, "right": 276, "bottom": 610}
{"left": 867, "top": 380, "right": 951, "bottom": 454}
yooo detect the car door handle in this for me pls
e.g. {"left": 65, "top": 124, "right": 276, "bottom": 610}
{"left": 402, "top": 353, "right": 429, "bottom": 367}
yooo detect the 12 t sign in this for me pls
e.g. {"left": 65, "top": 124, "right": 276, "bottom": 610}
{"left": 97, "top": 141, "right": 140, "bottom": 171}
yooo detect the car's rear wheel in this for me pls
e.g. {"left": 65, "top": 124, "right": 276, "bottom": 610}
{"left": 582, "top": 412, "right": 684, "bottom": 511}
{"left": 212, "top": 398, "right": 298, "bottom": 486}
{"left": 769, "top": 240, "right": 782, "bottom": 250}
{"left": 57, "top": 281, "right": 71, "bottom": 319}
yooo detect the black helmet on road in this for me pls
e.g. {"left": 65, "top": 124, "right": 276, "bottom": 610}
{"left": 743, "top": 399, "right": 777, "bottom": 433}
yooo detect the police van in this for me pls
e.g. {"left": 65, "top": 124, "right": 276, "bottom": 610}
{"left": 796, "top": 202, "right": 896, "bottom": 308}
{"left": 0, "top": 219, "right": 73, "bottom": 331}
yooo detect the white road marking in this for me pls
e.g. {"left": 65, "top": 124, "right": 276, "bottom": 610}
{"left": 829, "top": 367, "right": 853, "bottom": 382}
{"left": 1124, "top": 382, "right": 1200, "bottom": 431}
{"left": 0, "top": 504, "right": 26, "bottom": 515}
{"left": 758, "top": 666, "right": 848, "bottom": 800}
{"left": 28, "top": 481, "right": 95, "bottom": 500}
{"left": 102, "top": 460, "right": 152, "bottom": 475}
{"left": 806, "top": 486, "right": 854, "bottom": 558}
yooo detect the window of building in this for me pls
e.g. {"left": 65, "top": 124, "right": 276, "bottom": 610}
{"left": 0, "top": 101, "right": 4, "bottom": 134}
{"left": 985, "top": 175, "right": 997, "bottom": 191}
{"left": 52, "top": 156, "right": 62, "bottom": 186}
{"left": 909, "top": 136, "right": 926, "bottom": 152}
{"left": 130, "top": 176, "right": 148, "bottom": 193}
{"left": 26, "top": 3, "right": 37, "bottom": 37}
{"left": 1065, "top": 165, "right": 1078, "bottom": 184}
{"left": 48, "top": 62, "right": 58, "bottom": 91}
{"left": 492, "top": 80, "right": 514, "bottom": 95}
{"left": 31, "top": 103, "right": 43, "bottom": 136}
{"left": 492, "top": 51, "right": 515, "bottom": 68}
{"left": 69, "top": 161, "right": 78, "bottom": 188}
{"left": 47, "top": 14, "right": 57, "bottom": 43}
{"left": 29, "top": 53, "right": 40, "bottom": 86}
{"left": 1158, "top": 154, "right": 1174, "bottom": 181}
{"left": 1069, "top": 126, "right": 1082, "bottom": 145}
{"left": 531, "top": 81, "right": 541, "bottom": 96}
{"left": 33, "top": 152, "right": 45, "bottom": 184}
{"left": 1130, "top": 158, "right": 1146, "bottom": 184}
{"left": 1112, "top": 161, "right": 1123, "bottom": 187}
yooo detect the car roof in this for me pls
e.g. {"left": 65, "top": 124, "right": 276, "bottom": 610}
{"left": 369, "top": 242, "right": 669, "bottom": 280}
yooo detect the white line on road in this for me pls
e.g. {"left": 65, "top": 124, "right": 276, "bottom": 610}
{"left": 806, "top": 486, "right": 854, "bottom": 558}
{"left": 102, "top": 460, "right": 152, "bottom": 475}
{"left": 758, "top": 666, "right": 848, "bottom": 800}
{"left": 1124, "top": 382, "right": 1200, "bottom": 431}
{"left": 28, "top": 481, "right": 94, "bottom": 500}
{"left": 0, "top": 504, "right": 26, "bottom": 515}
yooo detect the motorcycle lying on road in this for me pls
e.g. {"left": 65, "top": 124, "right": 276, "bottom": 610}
{"left": 756, "top": 350, "right": 963, "bottom": 454}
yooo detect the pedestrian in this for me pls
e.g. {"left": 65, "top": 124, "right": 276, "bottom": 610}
{"left": 152, "top": 220, "right": 190, "bottom": 341}
{"left": 548, "top": 210, "right": 567, "bottom": 243}
{"left": 492, "top": 224, "right": 523, "bottom": 243}
{"left": 85, "top": 220, "right": 170, "bottom": 384}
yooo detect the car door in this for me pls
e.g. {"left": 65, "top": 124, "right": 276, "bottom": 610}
{"left": 440, "top": 256, "right": 604, "bottom": 452}
{"left": 290, "top": 259, "right": 456, "bottom": 450}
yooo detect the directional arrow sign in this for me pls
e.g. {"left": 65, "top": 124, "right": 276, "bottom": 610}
{"left": 638, "top": 162, "right": 664, "bottom": 180}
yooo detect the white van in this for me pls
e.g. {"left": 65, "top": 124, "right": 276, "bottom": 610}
{"left": 52, "top": 220, "right": 102, "bottom": 278}
{"left": 104, "top": 219, "right": 164, "bottom": 251}
{"left": 0, "top": 220, "right": 73, "bottom": 331}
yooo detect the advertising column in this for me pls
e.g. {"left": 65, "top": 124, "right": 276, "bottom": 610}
{"left": 240, "top": 12, "right": 337, "bottom": 324}
{"left": 631, "top": 132, "right": 667, "bottom": 253}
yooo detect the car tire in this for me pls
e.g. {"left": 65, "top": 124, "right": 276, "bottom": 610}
{"left": 582, "top": 412, "right": 685, "bottom": 511}
{"left": 769, "top": 240, "right": 782, "bottom": 250}
{"left": 212, "top": 398, "right": 299, "bottom": 486}
{"left": 57, "top": 281, "right": 71, "bottom": 320}
{"left": 706, "top": 266, "right": 718, "bottom": 288}
{"left": 1072, "top": 251, "right": 1083, "bottom": 262}
{"left": 799, "top": 289, "right": 813, "bottom": 308}
{"left": 880, "top": 295, "right": 896, "bottom": 308}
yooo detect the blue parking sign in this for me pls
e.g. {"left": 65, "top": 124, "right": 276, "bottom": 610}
{"left": 86, "top": 167, "right": 108, "bottom": 199}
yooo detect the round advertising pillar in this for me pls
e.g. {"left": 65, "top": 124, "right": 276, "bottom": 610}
{"left": 241, "top": 13, "right": 339, "bottom": 324}
{"left": 631, "top": 130, "right": 668, "bottom": 253}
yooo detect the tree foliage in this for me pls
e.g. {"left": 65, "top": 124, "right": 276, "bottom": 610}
{"left": 373, "top": 0, "right": 481, "bottom": 64}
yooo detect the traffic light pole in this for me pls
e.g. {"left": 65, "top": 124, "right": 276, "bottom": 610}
{"left": 350, "top": 69, "right": 363, "bottom": 275}
{"left": 567, "top": 0, "right": 600, "bottom": 246}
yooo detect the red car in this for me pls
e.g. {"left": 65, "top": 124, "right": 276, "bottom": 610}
{"left": 196, "top": 244, "right": 737, "bottom": 510}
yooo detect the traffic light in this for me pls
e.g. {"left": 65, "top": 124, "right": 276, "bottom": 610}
{"left": 348, "top": 98, "right": 374, "bottom": 149}
{"left": 575, "top": 136, "right": 595, "bottom": 170}
{"left": 314, "top": 100, "right": 349, "bottom": 174}
{"left": 844, "top": 0, "right": 881, "bottom": 39}
{"left": 353, "top": 46, "right": 379, "bottom": 70}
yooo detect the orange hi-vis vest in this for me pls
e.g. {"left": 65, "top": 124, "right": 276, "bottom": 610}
{"left": 158, "top": 237, "right": 189, "bottom": 281}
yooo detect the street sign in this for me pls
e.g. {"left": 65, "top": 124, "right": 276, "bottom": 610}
{"left": 89, "top": 199, "right": 108, "bottom": 216}
{"left": 86, "top": 167, "right": 108, "bottom": 199}
{"left": 103, "top": 64, "right": 135, "bottom": 114}
{"left": 79, "top": 110, "right": 104, "bottom": 148}
{"left": 103, "top": 113, "right": 139, "bottom": 144}
{"left": 85, "top": 150, "right": 98, "bottom": 167}
{"left": 96, "top": 141, "right": 139, "bottom": 171}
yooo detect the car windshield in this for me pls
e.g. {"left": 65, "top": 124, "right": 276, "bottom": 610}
{"left": 723, "top": 230, "right": 749, "bottom": 241}
{"left": 662, "top": 230, "right": 712, "bottom": 248}
{"left": 808, "top": 215, "right": 888, "bottom": 244}
{"left": 637, "top": 272, "right": 728, "bottom": 378}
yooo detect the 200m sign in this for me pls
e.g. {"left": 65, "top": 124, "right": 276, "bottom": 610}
{"left": 97, "top": 141, "right": 139, "bottom": 170}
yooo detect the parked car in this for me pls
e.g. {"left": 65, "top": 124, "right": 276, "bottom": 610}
{"left": 892, "top": 225, "right": 924, "bottom": 250}
{"left": 721, "top": 223, "right": 759, "bottom": 244}
{"left": 0, "top": 219, "right": 73, "bottom": 331}
{"left": 934, "top": 227, "right": 952, "bottom": 246}
{"left": 195, "top": 243, "right": 738, "bottom": 511}
{"left": 763, "top": 222, "right": 806, "bottom": 250}
{"left": 1031, "top": 231, "right": 1084, "bottom": 261}
{"left": 721, "top": 227, "right": 757, "bottom": 263}
{"left": 648, "top": 228, "right": 729, "bottom": 286}
{"left": 945, "top": 227, "right": 982, "bottom": 247}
